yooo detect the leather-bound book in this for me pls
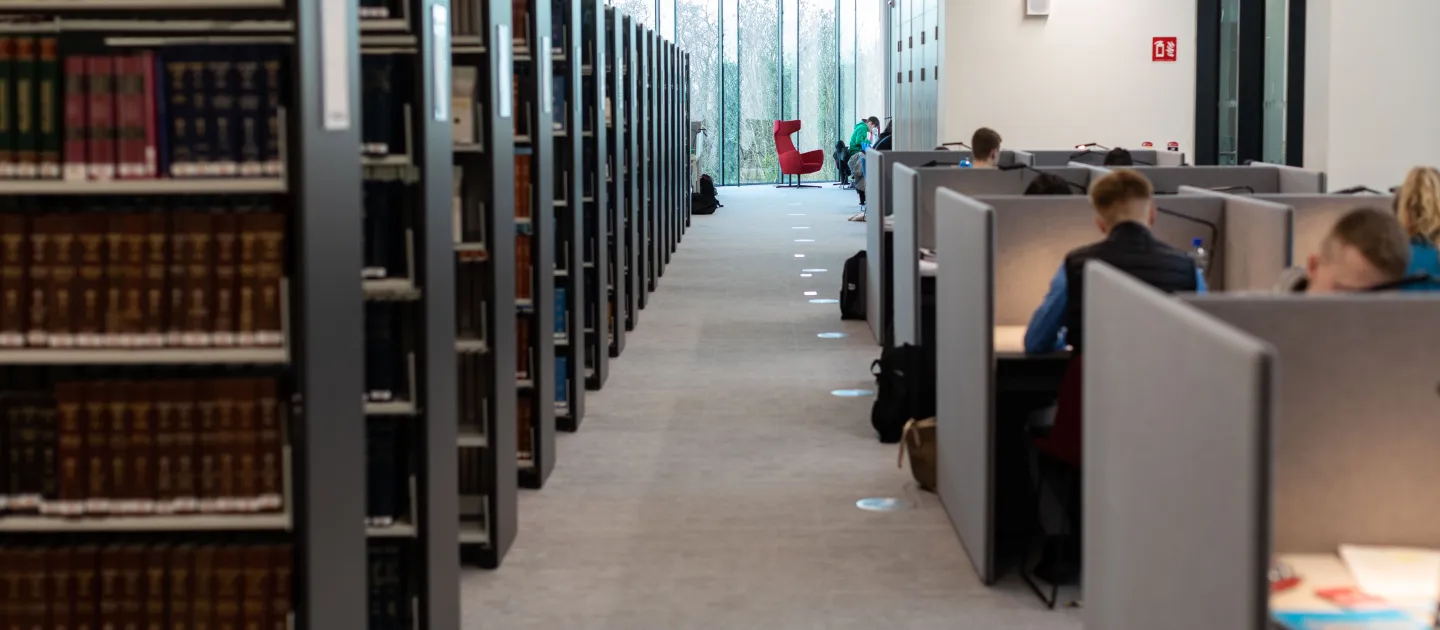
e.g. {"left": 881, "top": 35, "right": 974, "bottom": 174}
{"left": 213, "top": 547, "right": 241, "bottom": 630}
{"left": 211, "top": 212, "right": 238, "bottom": 347}
{"left": 117, "top": 213, "right": 148, "bottom": 347}
{"left": 49, "top": 546, "right": 75, "bottom": 630}
{"left": 170, "top": 380, "right": 199, "bottom": 513}
{"left": 166, "top": 208, "right": 190, "bottom": 347}
{"left": 233, "top": 380, "right": 258, "bottom": 512}
{"left": 167, "top": 546, "right": 195, "bottom": 630}
{"left": 54, "top": 381, "right": 85, "bottom": 515}
{"left": 119, "top": 545, "right": 145, "bottom": 630}
{"left": 151, "top": 380, "right": 178, "bottom": 512}
{"left": 518, "top": 397, "right": 533, "bottom": 462}
{"left": 102, "top": 214, "right": 127, "bottom": 346}
{"left": 37, "top": 38, "right": 60, "bottom": 179}
{"left": 240, "top": 545, "right": 270, "bottom": 630}
{"left": 235, "top": 208, "right": 258, "bottom": 347}
{"left": 75, "top": 209, "right": 106, "bottom": 347}
{"left": 196, "top": 381, "right": 220, "bottom": 513}
{"left": 191, "top": 546, "right": 216, "bottom": 630}
{"left": 253, "top": 379, "right": 281, "bottom": 512}
{"left": 212, "top": 381, "right": 238, "bottom": 512}
{"left": 73, "top": 545, "right": 100, "bottom": 630}
{"left": 82, "top": 382, "right": 110, "bottom": 514}
{"left": 0, "top": 213, "right": 25, "bottom": 347}
{"left": 128, "top": 383, "right": 156, "bottom": 514}
{"left": 25, "top": 213, "right": 50, "bottom": 346}
{"left": 99, "top": 547, "right": 125, "bottom": 630}
{"left": 179, "top": 211, "right": 214, "bottom": 347}
{"left": 33, "top": 400, "right": 57, "bottom": 508}
{"left": 18, "top": 548, "right": 47, "bottom": 630}
{"left": 85, "top": 54, "right": 116, "bottom": 181}
{"left": 46, "top": 213, "right": 77, "bottom": 347}
{"left": 243, "top": 212, "right": 284, "bottom": 347}
{"left": 143, "top": 546, "right": 167, "bottom": 630}
{"left": 106, "top": 383, "right": 132, "bottom": 513}
{"left": 140, "top": 212, "right": 166, "bottom": 347}
{"left": 266, "top": 547, "right": 290, "bottom": 630}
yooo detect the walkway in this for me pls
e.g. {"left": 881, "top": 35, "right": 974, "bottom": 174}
{"left": 461, "top": 185, "right": 1083, "bottom": 629}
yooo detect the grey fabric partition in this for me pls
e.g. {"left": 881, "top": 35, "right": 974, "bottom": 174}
{"left": 866, "top": 150, "right": 958, "bottom": 344}
{"left": 1186, "top": 296, "right": 1440, "bottom": 554}
{"left": 1138, "top": 166, "right": 1285, "bottom": 194}
{"left": 1023, "top": 149, "right": 1160, "bottom": 167}
{"left": 933, "top": 188, "right": 996, "bottom": 584}
{"left": 1251, "top": 161, "right": 1329, "bottom": 193}
{"left": 1086, "top": 264, "right": 1273, "bottom": 630}
{"left": 986, "top": 196, "right": 1103, "bottom": 325}
{"left": 891, "top": 166, "right": 1093, "bottom": 345}
{"left": 1175, "top": 190, "right": 1293, "bottom": 291}
{"left": 1150, "top": 196, "right": 1227, "bottom": 288}
{"left": 1255, "top": 193, "right": 1395, "bottom": 264}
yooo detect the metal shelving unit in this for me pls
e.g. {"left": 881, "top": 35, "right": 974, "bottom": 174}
{"left": 579, "top": 0, "right": 608, "bottom": 392}
{"left": 553, "top": 0, "right": 586, "bottom": 431}
{"left": 452, "top": 0, "right": 518, "bottom": 569}
{"left": 604, "top": 5, "right": 627, "bottom": 359}
{"left": 620, "top": 15, "right": 640, "bottom": 331}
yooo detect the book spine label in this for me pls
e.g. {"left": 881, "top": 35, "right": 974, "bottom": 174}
{"left": 0, "top": 37, "right": 14, "bottom": 178}
{"left": 85, "top": 55, "right": 116, "bottom": 181}
{"left": 37, "top": 37, "right": 58, "bottom": 179}
{"left": 46, "top": 218, "right": 75, "bottom": 347}
{"left": 212, "top": 214, "right": 237, "bottom": 346}
{"left": 14, "top": 37, "right": 35, "bottom": 178}
{"left": 62, "top": 53, "right": 86, "bottom": 181}
{"left": 0, "top": 214, "right": 25, "bottom": 346}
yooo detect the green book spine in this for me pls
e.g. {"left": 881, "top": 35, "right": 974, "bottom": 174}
{"left": 37, "top": 37, "right": 58, "bottom": 179}
{"left": 13, "top": 37, "right": 34, "bottom": 179}
{"left": 0, "top": 37, "right": 13, "bottom": 178}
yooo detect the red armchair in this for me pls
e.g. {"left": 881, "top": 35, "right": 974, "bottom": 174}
{"left": 773, "top": 120, "right": 824, "bottom": 188}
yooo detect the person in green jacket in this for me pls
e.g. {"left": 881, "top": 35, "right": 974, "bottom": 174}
{"left": 848, "top": 117, "right": 879, "bottom": 156}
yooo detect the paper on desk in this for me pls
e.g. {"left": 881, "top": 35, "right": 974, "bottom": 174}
{"left": 1339, "top": 545, "right": 1440, "bottom": 603}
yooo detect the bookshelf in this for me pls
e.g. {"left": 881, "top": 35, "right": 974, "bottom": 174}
{"left": 682, "top": 50, "right": 691, "bottom": 233}
{"left": 579, "top": 0, "right": 607, "bottom": 392}
{"left": 603, "top": 5, "right": 625, "bottom": 359}
{"left": 0, "top": 1, "right": 373, "bottom": 629}
{"left": 359, "top": 0, "right": 463, "bottom": 626}
{"left": 619, "top": 15, "right": 639, "bottom": 332}
{"left": 451, "top": 0, "right": 518, "bottom": 569}
{"left": 660, "top": 38, "right": 673, "bottom": 270}
{"left": 552, "top": 0, "right": 585, "bottom": 431}
{"left": 642, "top": 27, "right": 658, "bottom": 296}
{"left": 512, "top": 0, "right": 556, "bottom": 489}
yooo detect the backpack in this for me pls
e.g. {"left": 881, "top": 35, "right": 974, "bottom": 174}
{"left": 839, "top": 250, "right": 866, "bottom": 320}
{"left": 870, "top": 344, "right": 935, "bottom": 443}
{"left": 692, "top": 174, "right": 719, "bottom": 215}
{"left": 699, "top": 173, "right": 717, "bottom": 198}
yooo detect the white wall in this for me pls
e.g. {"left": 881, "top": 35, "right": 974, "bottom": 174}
{"left": 1305, "top": 0, "right": 1440, "bottom": 190}
{"left": 937, "top": 0, "right": 1196, "bottom": 153}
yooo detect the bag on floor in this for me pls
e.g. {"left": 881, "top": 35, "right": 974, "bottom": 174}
{"left": 692, "top": 173, "right": 719, "bottom": 215}
{"left": 898, "top": 417, "right": 937, "bottom": 491}
{"left": 839, "top": 250, "right": 867, "bottom": 320}
{"left": 870, "top": 344, "right": 935, "bottom": 443}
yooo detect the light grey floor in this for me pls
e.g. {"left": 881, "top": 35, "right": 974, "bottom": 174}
{"left": 461, "top": 185, "right": 1083, "bottom": 629}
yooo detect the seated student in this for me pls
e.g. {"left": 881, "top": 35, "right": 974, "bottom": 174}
{"left": 1024, "top": 169, "right": 1206, "bottom": 354}
{"left": 1274, "top": 208, "right": 1412, "bottom": 293}
{"left": 1393, "top": 165, "right": 1440, "bottom": 289}
{"left": 1102, "top": 148, "right": 1134, "bottom": 166}
{"left": 1024, "top": 173, "right": 1077, "bottom": 196}
{"left": 971, "top": 127, "right": 1002, "bottom": 169}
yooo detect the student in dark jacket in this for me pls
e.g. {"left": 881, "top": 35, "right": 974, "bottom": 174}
{"left": 1025, "top": 169, "right": 1207, "bottom": 354}
{"left": 834, "top": 141, "right": 851, "bottom": 185}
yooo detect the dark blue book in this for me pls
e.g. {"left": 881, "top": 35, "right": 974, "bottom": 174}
{"left": 554, "top": 286, "right": 567, "bottom": 336}
{"left": 160, "top": 50, "right": 194, "bottom": 177}
{"left": 551, "top": 79, "right": 565, "bottom": 131}
{"left": 365, "top": 419, "right": 399, "bottom": 525}
{"left": 185, "top": 48, "right": 212, "bottom": 176}
{"left": 205, "top": 55, "right": 238, "bottom": 176}
{"left": 234, "top": 51, "right": 263, "bottom": 176}
{"left": 555, "top": 355, "right": 568, "bottom": 407}
{"left": 259, "top": 47, "right": 286, "bottom": 176}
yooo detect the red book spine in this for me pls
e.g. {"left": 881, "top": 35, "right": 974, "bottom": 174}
{"left": 85, "top": 55, "right": 115, "bottom": 181}
{"left": 139, "top": 51, "right": 158, "bottom": 179}
{"left": 62, "top": 54, "right": 86, "bottom": 182}
{"left": 116, "top": 54, "right": 143, "bottom": 179}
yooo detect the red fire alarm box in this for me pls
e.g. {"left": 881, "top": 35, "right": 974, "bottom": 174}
{"left": 1152, "top": 37, "right": 1178, "bottom": 62}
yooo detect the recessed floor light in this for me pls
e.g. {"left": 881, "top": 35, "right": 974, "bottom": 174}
{"left": 794, "top": 239, "right": 815, "bottom": 243}
{"left": 802, "top": 268, "right": 828, "bottom": 273}
{"left": 856, "top": 497, "right": 913, "bottom": 512}
{"left": 800, "top": 273, "right": 813, "bottom": 278}
{"left": 793, "top": 254, "right": 806, "bottom": 258}
{"left": 792, "top": 226, "right": 810, "bottom": 230}
{"left": 809, "top": 298, "right": 838, "bottom": 304}
{"left": 831, "top": 388, "right": 875, "bottom": 397}
{"left": 817, "top": 332, "right": 847, "bottom": 339}
{"left": 803, "top": 291, "right": 818, "bottom": 296}
{"left": 788, "top": 213, "right": 806, "bottom": 216}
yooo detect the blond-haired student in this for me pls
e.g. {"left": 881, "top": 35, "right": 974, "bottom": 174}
{"left": 1394, "top": 166, "right": 1440, "bottom": 289}
{"left": 1023, "top": 169, "right": 1206, "bottom": 354}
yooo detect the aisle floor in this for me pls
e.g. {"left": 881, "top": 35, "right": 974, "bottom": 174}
{"left": 461, "top": 186, "right": 1083, "bottom": 629}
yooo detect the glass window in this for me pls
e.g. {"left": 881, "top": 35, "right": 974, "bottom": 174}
{"left": 660, "top": 0, "right": 676, "bottom": 39}
{"left": 781, "top": 0, "right": 798, "bottom": 121}
{"left": 612, "top": 0, "right": 656, "bottom": 27}
{"left": 839, "top": 0, "right": 856, "bottom": 142}
{"left": 738, "top": 0, "right": 779, "bottom": 183}
{"left": 855, "top": 0, "right": 885, "bottom": 132}
{"left": 1261, "top": 0, "right": 1288, "bottom": 163}
{"left": 722, "top": 0, "right": 740, "bottom": 184}
{"left": 799, "top": 0, "right": 837, "bottom": 180}
{"left": 676, "top": 0, "right": 722, "bottom": 182}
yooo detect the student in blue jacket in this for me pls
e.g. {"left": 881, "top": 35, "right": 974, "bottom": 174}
{"left": 1395, "top": 166, "right": 1440, "bottom": 290}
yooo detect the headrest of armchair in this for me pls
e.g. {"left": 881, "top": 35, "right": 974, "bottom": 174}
{"left": 773, "top": 119, "right": 802, "bottom": 135}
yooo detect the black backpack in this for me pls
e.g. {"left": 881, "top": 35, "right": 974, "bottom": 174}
{"left": 692, "top": 174, "right": 719, "bottom": 215}
{"left": 870, "top": 344, "right": 935, "bottom": 443}
{"left": 839, "top": 250, "right": 866, "bottom": 320}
